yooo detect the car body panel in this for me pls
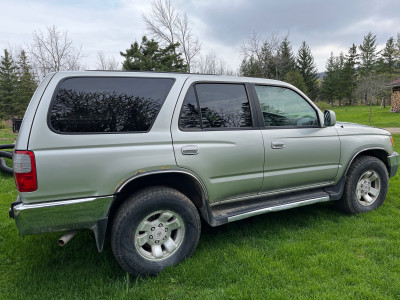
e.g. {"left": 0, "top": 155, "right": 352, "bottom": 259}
{"left": 170, "top": 77, "right": 265, "bottom": 203}
{"left": 333, "top": 122, "right": 394, "bottom": 180}
{"left": 261, "top": 126, "right": 340, "bottom": 192}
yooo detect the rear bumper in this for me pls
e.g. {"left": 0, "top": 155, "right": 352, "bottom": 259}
{"left": 388, "top": 152, "right": 399, "bottom": 178}
{"left": 10, "top": 195, "right": 114, "bottom": 235}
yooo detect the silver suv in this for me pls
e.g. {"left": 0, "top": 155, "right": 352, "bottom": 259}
{"left": 9, "top": 71, "right": 399, "bottom": 276}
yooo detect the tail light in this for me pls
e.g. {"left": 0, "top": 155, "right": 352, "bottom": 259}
{"left": 13, "top": 151, "right": 37, "bottom": 192}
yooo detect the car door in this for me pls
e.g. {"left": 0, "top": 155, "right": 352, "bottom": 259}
{"left": 171, "top": 80, "right": 265, "bottom": 204}
{"left": 252, "top": 84, "right": 341, "bottom": 193}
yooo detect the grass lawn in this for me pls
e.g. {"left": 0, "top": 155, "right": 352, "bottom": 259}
{"left": 0, "top": 128, "right": 18, "bottom": 140}
{"left": 1, "top": 118, "right": 400, "bottom": 298}
{"left": 332, "top": 105, "right": 400, "bottom": 128}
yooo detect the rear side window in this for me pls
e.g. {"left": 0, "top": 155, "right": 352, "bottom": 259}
{"left": 49, "top": 77, "right": 174, "bottom": 133}
{"left": 179, "top": 83, "right": 253, "bottom": 129}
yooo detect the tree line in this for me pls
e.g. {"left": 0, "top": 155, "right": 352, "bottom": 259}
{"left": 321, "top": 32, "right": 400, "bottom": 106}
{"left": 239, "top": 33, "right": 320, "bottom": 100}
{"left": 1, "top": 0, "right": 400, "bottom": 121}
{"left": 0, "top": 50, "right": 36, "bottom": 120}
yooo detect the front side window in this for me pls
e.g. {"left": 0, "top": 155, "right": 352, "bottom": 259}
{"left": 179, "top": 83, "right": 252, "bottom": 129}
{"left": 50, "top": 77, "right": 174, "bottom": 133}
{"left": 255, "top": 86, "right": 318, "bottom": 127}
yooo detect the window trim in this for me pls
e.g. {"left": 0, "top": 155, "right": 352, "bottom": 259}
{"left": 47, "top": 76, "right": 175, "bottom": 135}
{"left": 250, "top": 83, "right": 321, "bottom": 129}
{"left": 178, "top": 81, "right": 258, "bottom": 132}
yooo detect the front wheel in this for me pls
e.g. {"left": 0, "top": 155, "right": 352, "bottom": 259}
{"left": 338, "top": 155, "right": 389, "bottom": 214}
{"left": 111, "top": 186, "right": 201, "bottom": 276}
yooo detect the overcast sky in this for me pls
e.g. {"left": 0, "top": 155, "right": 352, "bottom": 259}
{"left": 1, "top": 0, "right": 399, "bottom": 73}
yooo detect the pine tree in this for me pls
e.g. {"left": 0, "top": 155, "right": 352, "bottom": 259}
{"left": 358, "top": 32, "right": 378, "bottom": 76}
{"left": 15, "top": 50, "right": 37, "bottom": 118}
{"left": 0, "top": 49, "right": 18, "bottom": 120}
{"left": 120, "top": 36, "right": 187, "bottom": 72}
{"left": 334, "top": 53, "right": 346, "bottom": 106}
{"left": 321, "top": 53, "right": 336, "bottom": 105}
{"left": 284, "top": 70, "right": 307, "bottom": 94}
{"left": 239, "top": 56, "right": 262, "bottom": 78}
{"left": 343, "top": 44, "right": 358, "bottom": 105}
{"left": 278, "top": 36, "right": 296, "bottom": 80}
{"left": 377, "top": 37, "right": 398, "bottom": 75}
{"left": 296, "top": 41, "right": 319, "bottom": 100}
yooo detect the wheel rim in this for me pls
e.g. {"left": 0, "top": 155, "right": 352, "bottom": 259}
{"left": 134, "top": 210, "right": 185, "bottom": 261}
{"left": 356, "top": 170, "right": 381, "bottom": 206}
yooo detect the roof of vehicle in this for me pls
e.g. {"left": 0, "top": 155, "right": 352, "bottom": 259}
{"left": 54, "top": 70, "right": 290, "bottom": 87}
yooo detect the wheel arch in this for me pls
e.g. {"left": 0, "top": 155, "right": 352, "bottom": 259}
{"left": 345, "top": 148, "right": 390, "bottom": 176}
{"left": 108, "top": 170, "right": 211, "bottom": 226}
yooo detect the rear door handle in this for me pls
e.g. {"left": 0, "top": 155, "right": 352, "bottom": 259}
{"left": 181, "top": 145, "right": 199, "bottom": 155}
{"left": 271, "top": 141, "right": 286, "bottom": 149}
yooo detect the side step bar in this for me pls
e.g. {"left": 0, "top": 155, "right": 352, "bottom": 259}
{"left": 207, "top": 189, "right": 333, "bottom": 226}
{"left": 228, "top": 196, "right": 330, "bottom": 222}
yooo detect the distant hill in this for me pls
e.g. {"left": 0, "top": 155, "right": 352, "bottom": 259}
{"left": 318, "top": 72, "right": 326, "bottom": 80}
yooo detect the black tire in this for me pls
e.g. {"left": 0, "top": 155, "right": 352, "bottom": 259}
{"left": 338, "top": 155, "right": 389, "bottom": 214}
{"left": 0, "top": 158, "right": 13, "bottom": 175}
{"left": 111, "top": 186, "right": 201, "bottom": 276}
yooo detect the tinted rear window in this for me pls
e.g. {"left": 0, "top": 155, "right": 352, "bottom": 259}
{"left": 49, "top": 77, "right": 174, "bottom": 133}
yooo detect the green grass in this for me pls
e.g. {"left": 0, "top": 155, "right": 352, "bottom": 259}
{"left": 1, "top": 114, "right": 400, "bottom": 299}
{"left": 0, "top": 128, "right": 18, "bottom": 140}
{"left": 332, "top": 105, "right": 400, "bottom": 128}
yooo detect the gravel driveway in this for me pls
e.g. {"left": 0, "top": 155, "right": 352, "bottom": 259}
{"left": 384, "top": 128, "right": 400, "bottom": 134}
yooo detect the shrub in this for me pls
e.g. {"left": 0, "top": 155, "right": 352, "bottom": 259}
{"left": 0, "top": 120, "right": 7, "bottom": 129}
{"left": 315, "top": 102, "right": 331, "bottom": 111}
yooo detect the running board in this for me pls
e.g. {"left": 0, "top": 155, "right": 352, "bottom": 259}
{"left": 207, "top": 189, "right": 331, "bottom": 226}
{"left": 228, "top": 196, "right": 330, "bottom": 222}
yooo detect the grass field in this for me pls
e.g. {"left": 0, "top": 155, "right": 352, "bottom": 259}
{"left": 1, "top": 113, "right": 400, "bottom": 299}
{"left": 332, "top": 105, "right": 400, "bottom": 128}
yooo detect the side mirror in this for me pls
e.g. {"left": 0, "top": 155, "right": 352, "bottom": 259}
{"left": 324, "top": 110, "right": 336, "bottom": 126}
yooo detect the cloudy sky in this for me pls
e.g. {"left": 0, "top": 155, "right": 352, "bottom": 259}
{"left": 1, "top": 0, "right": 399, "bottom": 73}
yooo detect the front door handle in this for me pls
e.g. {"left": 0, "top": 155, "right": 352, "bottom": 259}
{"left": 271, "top": 141, "right": 286, "bottom": 149}
{"left": 182, "top": 145, "right": 199, "bottom": 155}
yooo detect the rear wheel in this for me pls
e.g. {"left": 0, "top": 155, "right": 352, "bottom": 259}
{"left": 111, "top": 186, "right": 201, "bottom": 276}
{"left": 338, "top": 156, "right": 389, "bottom": 214}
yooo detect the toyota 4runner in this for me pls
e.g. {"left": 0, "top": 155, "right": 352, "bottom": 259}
{"left": 9, "top": 71, "right": 399, "bottom": 275}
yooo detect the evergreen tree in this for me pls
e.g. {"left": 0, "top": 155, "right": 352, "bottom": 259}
{"left": 0, "top": 49, "right": 18, "bottom": 120}
{"left": 284, "top": 70, "right": 307, "bottom": 94}
{"left": 15, "top": 50, "right": 37, "bottom": 118}
{"left": 343, "top": 44, "right": 358, "bottom": 105}
{"left": 278, "top": 36, "right": 296, "bottom": 80}
{"left": 334, "top": 53, "right": 346, "bottom": 106}
{"left": 260, "top": 40, "right": 279, "bottom": 79}
{"left": 321, "top": 53, "right": 336, "bottom": 105}
{"left": 296, "top": 41, "right": 319, "bottom": 100}
{"left": 358, "top": 32, "right": 378, "bottom": 76}
{"left": 239, "top": 56, "right": 262, "bottom": 78}
{"left": 377, "top": 37, "right": 398, "bottom": 75}
{"left": 120, "top": 36, "right": 187, "bottom": 72}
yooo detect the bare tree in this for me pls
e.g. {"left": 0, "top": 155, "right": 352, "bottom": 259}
{"left": 143, "top": 0, "right": 176, "bottom": 46}
{"left": 28, "top": 25, "right": 84, "bottom": 79}
{"left": 143, "top": 0, "right": 201, "bottom": 72}
{"left": 175, "top": 13, "right": 201, "bottom": 72}
{"left": 241, "top": 30, "right": 264, "bottom": 63}
{"left": 95, "top": 51, "right": 120, "bottom": 70}
{"left": 355, "top": 74, "right": 390, "bottom": 104}
{"left": 194, "top": 51, "right": 235, "bottom": 75}
{"left": 240, "top": 31, "right": 288, "bottom": 79}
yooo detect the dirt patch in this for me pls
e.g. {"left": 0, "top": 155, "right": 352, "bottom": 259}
{"left": 384, "top": 128, "right": 400, "bottom": 134}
